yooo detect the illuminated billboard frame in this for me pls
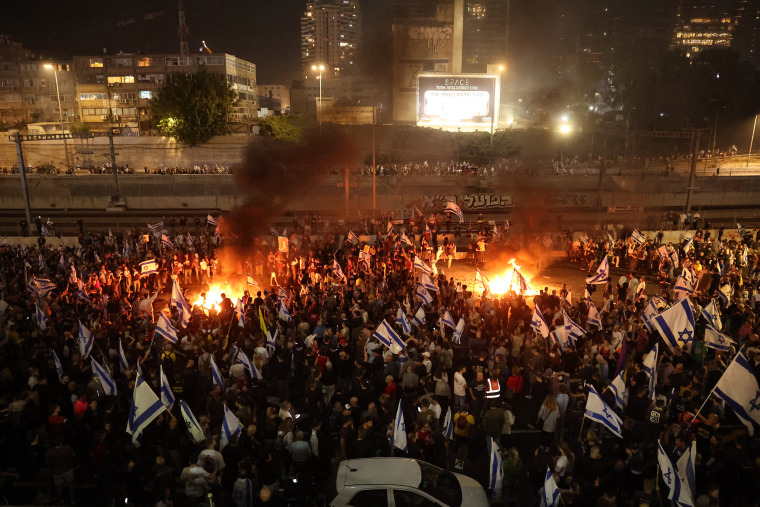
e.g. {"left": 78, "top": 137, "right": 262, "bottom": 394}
{"left": 416, "top": 74, "right": 500, "bottom": 129}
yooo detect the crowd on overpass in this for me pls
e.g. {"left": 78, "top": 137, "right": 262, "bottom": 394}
{"left": 0, "top": 212, "right": 759, "bottom": 506}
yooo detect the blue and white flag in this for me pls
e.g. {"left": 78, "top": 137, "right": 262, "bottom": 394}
{"left": 586, "top": 255, "right": 609, "bottom": 284}
{"left": 278, "top": 300, "right": 292, "bottom": 322}
{"left": 609, "top": 371, "right": 628, "bottom": 411}
{"left": 395, "top": 307, "right": 412, "bottom": 335}
{"left": 392, "top": 401, "right": 408, "bottom": 452}
{"left": 550, "top": 327, "right": 572, "bottom": 353}
{"left": 122, "top": 241, "right": 131, "bottom": 259}
{"left": 651, "top": 297, "right": 695, "bottom": 350}
{"left": 221, "top": 404, "right": 243, "bottom": 451}
{"left": 28, "top": 277, "right": 56, "bottom": 299}
{"left": 657, "top": 441, "right": 692, "bottom": 506}
{"left": 373, "top": 319, "right": 406, "bottom": 351}
{"left": 642, "top": 296, "right": 666, "bottom": 332}
{"left": 416, "top": 283, "right": 433, "bottom": 305}
{"left": 702, "top": 299, "right": 721, "bottom": 330}
{"left": 475, "top": 268, "right": 490, "bottom": 292}
{"left": 127, "top": 372, "right": 165, "bottom": 447}
{"left": 209, "top": 355, "right": 224, "bottom": 388}
{"left": 414, "top": 255, "right": 432, "bottom": 275}
{"left": 541, "top": 467, "right": 561, "bottom": 507}
{"left": 584, "top": 384, "right": 623, "bottom": 438}
{"left": 139, "top": 259, "right": 159, "bottom": 277}
{"left": 386, "top": 221, "right": 395, "bottom": 236}
{"left": 631, "top": 229, "right": 645, "bottom": 244}
{"left": 420, "top": 273, "right": 438, "bottom": 292}
{"left": 79, "top": 320, "right": 94, "bottom": 359}
{"left": 718, "top": 284, "right": 733, "bottom": 306}
{"left": 180, "top": 400, "right": 206, "bottom": 444}
{"left": 642, "top": 344, "right": 658, "bottom": 401}
{"left": 171, "top": 278, "right": 191, "bottom": 328}
{"left": 358, "top": 250, "right": 371, "bottom": 270}
{"left": 233, "top": 347, "right": 262, "bottom": 380}
{"left": 118, "top": 339, "right": 130, "bottom": 372}
{"left": 412, "top": 306, "right": 426, "bottom": 327}
{"left": 159, "top": 365, "right": 175, "bottom": 410}
{"left": 683, "top": 236, "right": 694, "bottom": 255}
{"left": 441, "top": 310, "right": 456, "bottom": 330}
{"left": 35, "top": 303, "right": 46, "bottom": 331}
{"left": 277, "top": 286, "right": 291, "bottom": 301}
{"left": 587, "top": 301, "right": 602, "bottom": 329}
{"left": 148, "top": 221, "right": 164, "bottom": 238}
{"left": 657, "top": 245, "right": 669, "bottom": 260}
{"left": 160, "top": 234, "right": 173, "bottom": 250}
{"left": 332, "top": 259, "right": 346, "bottom": 282}
{"left": 400, "top": 232, "right": 414, "bottom": 247}
{"left": 488, "top": 437, "right": 503, "bottom": 499}
{"left": 713, "top": 352, "right": 760, "bottom": 435}
{"left": 40, "top": 224, "right": 52, "bottom": 237}
{"left": 347, "top": 230, "right": 360, "bottom": 244}
{"left": 563, "top": 309, "right": 586, "bottom": 343}
{"left": 670, "top": 250, "right": 680, "bottom": 269}
{"left": 154, "top": 312, "right": 179, "bottom": 343}
{"left": 69, "top": 265, "right": 78, "bottom": 285}
{"left": 737, "top": 222, "right": 745, "bottom": 237}
{"left": 704, "top": 324, "right": 734, "bottom": 352}
{"left": 206, "top": 214, "right": 217, "bottom": 227}
{"left": 445, "top": 200, "right": 464, "bottom": 222}
{"left": 234, "top": 298, "right": 245, "bottom": 328}
{"left": 531, "top": 306, "right": 550, "bottom": 338}
{"left": 244, "top": 274, "right": 258, "bottom": 289}
{"left": 452, "top": 318, "right": 465, "bottom": 345}
{"left": 442, "top": 407, "right": 454, "bottom": 440}
{"left": 511, "top": 267, "right": 530, "bottom": 295}
{"left": 674, "top": 275, "right": 695, "bottom": 296}
{"left": 676, "top": 441, "right": 697, "bottom": 506}
{"left": 58, "top": 253, "right": 66, "bottom": 271}
{"left": 91, "top": 358, "right": 117, "bottom": 396}
{"left": 186, "top": 233, "right": 194, "bottom": 246}
{"left": 52, "top": 349, "right": 64, "bottom": 382}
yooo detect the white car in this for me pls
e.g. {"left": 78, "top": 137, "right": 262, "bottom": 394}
{"left": 325, "top": 457, "right": 490, "bottom": 507}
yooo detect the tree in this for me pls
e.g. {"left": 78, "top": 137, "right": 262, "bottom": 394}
{"left": 69, "top": 121, "right": 90, "bottom": 136}
{"left": 258, "top": 116, "right": 302, "bottom": 142}
{"left": 151, "top": 68, "right": 237, "bottom": 145}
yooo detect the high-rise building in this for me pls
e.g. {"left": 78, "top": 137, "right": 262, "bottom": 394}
{"left": 462, "top": 0, "right": 510, "bottom": 73}
{"left": 301, "top": 0, "right": 362, "bottom": 78}
{"left": 671, "top": 0, "right": 746, "bottom": 57}
{"left": 734, "top": 2, "right": 760, "bottom": 68}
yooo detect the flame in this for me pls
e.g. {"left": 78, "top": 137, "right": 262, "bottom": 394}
{"left": 488, "top": 259, "right": 539, "bottom": 296}
{"left": 191, "top": 282, "right": 241, "bottom": 315}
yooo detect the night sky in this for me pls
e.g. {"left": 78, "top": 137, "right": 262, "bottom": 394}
{"left": 0, "top": 0, "right": 359, "bottom": 84}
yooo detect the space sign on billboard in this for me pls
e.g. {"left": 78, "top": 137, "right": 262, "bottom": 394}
{"left": 417, "top": 74, "right": 498, "bottom": 128}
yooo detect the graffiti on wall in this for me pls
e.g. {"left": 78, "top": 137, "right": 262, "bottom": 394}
{"left": 417, "top": 193, "right": 513, "bottom": 211}
{"left": 556, "top": 194, "right": 590, "bottom": 207}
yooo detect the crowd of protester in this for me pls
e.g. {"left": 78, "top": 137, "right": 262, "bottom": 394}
{"left": 1, "top": 214, "right": 760, "bottom": 507}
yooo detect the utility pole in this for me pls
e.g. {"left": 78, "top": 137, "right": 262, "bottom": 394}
{"left": 685, "top": 130, "right": 701, "bottom": 213}
{"left": 178, "top": 0, "right": 189, "bottom": 55}
{"left": 108, "top": 128, "right": 121, "bottom": 199}
{"left": 11, "top": 134, "right": 32, "bottom": 225}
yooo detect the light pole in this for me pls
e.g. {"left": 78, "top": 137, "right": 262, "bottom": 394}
{"left": 712, "top": 106, "right": 726, "bottom": 156}
{"left": 311, "top": 64, "right": 324, "bottom": 127}
{"left": 43, "top": 64, "right": 71, "bottom": 168}
{"left": 490, "top": 65, "right": 504, "bottom": 146}
{"left": 747, "top": 114, "right": 758, "bottom": 168}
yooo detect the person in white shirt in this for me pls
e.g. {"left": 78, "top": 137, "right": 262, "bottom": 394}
{"left": 421, "top": 351, "right": 432, "bottom": 374}
{"left": 429, "top": 396, "right": 442, "bottom": 422}
{"left": 453, "top": 366, "right": 468, "bottom": 413}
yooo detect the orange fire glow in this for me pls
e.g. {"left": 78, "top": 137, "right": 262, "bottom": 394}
{"left": 488, "top": 259, "right": 540, "bottom": 296}
{"left": 191, "top": 282, "right": 244, "bottom": 314}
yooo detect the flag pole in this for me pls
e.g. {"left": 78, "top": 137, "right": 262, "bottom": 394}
{"left": 686, "top": 349, "right": 741, "bottom": 433}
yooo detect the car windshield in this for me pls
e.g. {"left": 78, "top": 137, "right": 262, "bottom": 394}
{"left": 417, "top": 461, "right": 462, "bottom": 506}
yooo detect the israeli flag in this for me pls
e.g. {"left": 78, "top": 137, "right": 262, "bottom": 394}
{"left": 586, "top": 255, "right": 609, "bottom": 284}
{"left": 234, "top": 298, "right": 245, "bottom": 328}
{"left": 373, "top": 319, "right": 405, "bottom": 350}
{"left": 475, "top": 268, "right": 490, "bottom": 292}
{"left": 541, "top": 467, "right": 561, "bottom": 507}
{"left": 642, "top": 296, "right": 665, "bottom": 332}
{"left": 704, "top": 324, "right": 733, "bottom": 351}
{"left": 233, "top": 347, "right": 262, "bottom": 381}
{"left": 277, "top": 286, "right": 291, "bottom": 301}
{"left": 155, "top": 312, "right": 179, "bottom": 343}
{"left": 157, "top": 365, "right": 175, "bottom": 410}
{"left": 657, "top": 245, "right": 668, "bottom": 260}
{"left": 359, "top": 250, "right": 371, "bottom": 270}
{"left": 631, "top": 229, "right": 645, "bottom": 244}
{"left": 587, "top": 301, "right": 602, "bottom": 329}
{"left": 609, "top": 371, "right": 628, "bottom": 410}
{"left": 442, "top": 407, "right": 454, "bottom": 440}
{"left": 550, "top": 327, "right": 571, "bottom": 352}
{"left": 674, "top": 275, "right": 695, "bottom": 295}
{"left": 180, "top": 400, "right": 206, "bottom": 444}
{"left": 651, "top": 298, "right": 695, "bottom": 350}
{"left": 642, "top": 344, "right": 659, "bottom": 401}
{"left": 69, "top": 265, "right": 78, "bottom": 285}
{"left": 207, "top": 214, "right": 217, "bottom": 227}
{"left": 221, "top": 404, "right": 243, "bottom": 451}
{"left": 737, "top": 222, "right": 745, "bottom": 236}
{"left": 416, "top": 283, "right": 433, "bottom": 305}
{"left": 40, "top": 224, "right": 52, "bottom": 237}
{"left": 118, "top": 339, "right": 130, "bottom": 372}
{"left": 186, "top": 232, "right": 194, "bottom": 246}
{"left": 347, "top": 230, "right": 360, "bottom": 244}
{"left": 122, "top": 241, "right": 131, "bottom": 259}
{"left": 139, "top": 259, "right": 159, "bottom": 276}
{"left": 386, "top": 221, "right": 395, "bottom": 236}
{"left": 171, "top": 278, "right": 191, "bottom": 328}
{"left": 670, "top": 250, "right": 680, "bottom": 269}
{"left": 392, "top": 401, "right": 408, "bottom": 452}
{"left": 676, "top": 441, "right": 697, "bottom": 505}
{"left": 278, "top": 300, "right": 292, "bottom": 322}
{"left": 209, "top": 355, "right": 224, "bottom": 388}
{"left": 445, "top": 200, "right": 464, "bottom": 222}
{"left": 701, "top": 299, "right": 721, "bottom": 330}
{"left": 420, "top": 273, "right": 438, "bottom": 292}
{"left": 52, "top": 349, "right": 64, "bottom": 382}
{"left": 148, "top": 221, "right": 164, "bottom": 237}
{"left": 657, "top": 441, "right": 692, "bottom": 506}
{"left": 531, "top": 306, "right": 550, "bottom": 338}
{"left": 511, "top": 268, "right": 530, "bottom": 294}
{"left": 331, "top": 259, "right": 346, "bottom": 282}
{"left": 78, "top": 320, "right": 94, "bottom": 359}
{"left": 683, "top": 236, "right": 694, "bottom": 255}
{"left": 127, "top": 372, "right": 166, "bottom": 447}
{"left": 160, "top": 234, "right": 173, "bottom": 249}
{"left": 488, "top": 437, "right": 503, "bottom": 499}
{"left": 718, "top": 284, "right": 733, "bottom": 306}
{"left": 400, "top": 233, "right": 414, "bottom": 247}
{"left": 563, "top": 309, "right": 586, "bottom": 343}
{"left": 414, "top": 255, "right": 432, "bottom": 275}
{"left": 91, "top": 358, "right": 117, "bottom": 396}
{"left": 584, "top": 384, "right": 623, "bottom": 438}
{"left": 412, "top": 307, "right": 426, "bottom": 327}
{"left": 396, "top": 307, "right": 412, "bottom": 335}
{"left": 246, "top": 274, "right": 259, "bottom": 288}
{"left": 441, "top": 310, "right": 456, "bottom": 330}
{"left": 714, "top": 352, "right": 760, "bottom": 435}
{"left": 452, "top": 318, "right": 465, "bottom": 344}
{"left": 563, "top": 291, "right": 572, "bottom": 307}
{"left": 35, "top": 303, "right": 47, "bottom": 331}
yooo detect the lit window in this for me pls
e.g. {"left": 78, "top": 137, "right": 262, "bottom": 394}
{"left": 89, "top": 58, "right": 103, "bottom": 68}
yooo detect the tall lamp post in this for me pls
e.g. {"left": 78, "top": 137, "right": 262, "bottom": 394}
{"left": 311, "top": 64, "right": 324, "bottom": 127}
{"left": 748, "top": 114, "right": 759, "bottom": 168}
{"left": 490, "top": 65, "right": 505, "bottom": 146}
{"left": 43, "top": 64, "right": 71, "bottom": 167}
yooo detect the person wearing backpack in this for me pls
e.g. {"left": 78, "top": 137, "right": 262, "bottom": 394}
{"left": 453, "top": 404, "right": 475, "bottom": 446}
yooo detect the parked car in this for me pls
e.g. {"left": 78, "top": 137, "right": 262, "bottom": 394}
{"left": 325, "top": 458, "right": 489, "bottom": 507}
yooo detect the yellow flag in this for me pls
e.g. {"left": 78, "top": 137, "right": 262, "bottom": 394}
{"left": 258, "top": 306, "right": 268, "bottom": 334}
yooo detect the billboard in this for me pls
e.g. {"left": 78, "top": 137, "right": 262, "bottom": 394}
{"left": 417, "top": 74, "right": 499, "bottom": 129}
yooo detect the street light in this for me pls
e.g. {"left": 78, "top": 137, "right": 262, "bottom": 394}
{"left": 311, "top": 64, "right": 324, "bottom": 126}
{"left": 490, "top": 64, "right": 505, "bottom": 145}
{"left": 43, "top": 64, "right": 71, "bottom": 167}
{"left": 748, "top": 114, "right": 759, "bottom": 168}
